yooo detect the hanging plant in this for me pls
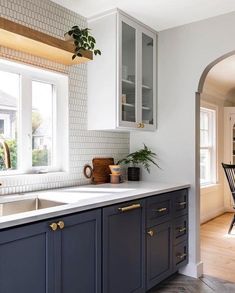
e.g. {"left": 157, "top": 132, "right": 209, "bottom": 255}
{"left": 65, "top": 26, "right": 101, "bottom": 60}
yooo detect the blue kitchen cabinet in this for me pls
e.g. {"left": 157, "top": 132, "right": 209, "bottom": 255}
{"left": 102, "top": 200, "right": 145, "bottom": 293}
{"left": 0, "top": 220, "right": 54, "bottom": 293}
{"left": 0, "top": 209, "right": 101, "bottom": 293}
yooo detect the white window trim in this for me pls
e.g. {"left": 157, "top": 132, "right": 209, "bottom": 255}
{"left": 0, "top": 59, "right": 69, "bottom": 176}
{"left": 200, "top": 101, "right": 218, "bottom": 186}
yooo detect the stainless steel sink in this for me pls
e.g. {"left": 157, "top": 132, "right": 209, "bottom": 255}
{"left": 0, "top": 198, "right": 65, "bottom": 216}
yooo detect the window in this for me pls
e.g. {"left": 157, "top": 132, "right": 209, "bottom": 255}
{"left": 0, "top": 59, "right": 68, "bottom": 174}
{"left": 200, "top": 106, "right": 217, "bottom": 186}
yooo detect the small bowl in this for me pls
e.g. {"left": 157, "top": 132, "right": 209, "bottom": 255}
{"left": 109, "top": 165, "right": 121, "bottom": 175}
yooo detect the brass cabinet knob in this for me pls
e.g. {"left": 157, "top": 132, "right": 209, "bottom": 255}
{"left": 50, "top": 222, "right": 58, "bottom": 231}
{"left": 176, "top": 253, "right": 187, "bottom": 259}
{"left": 178, "top": 227, "right": 186, "bottom": 233}
{"left": 137, "top": 123, "right": 142, "bottom": 128}
{"left": 57, "top": 221, "right": 65, "bottom": 230}
{"left": 141, "top": 123, "right": 145, "bottom": 128}
{"left": 147, "top": 230, "right": 154, "bottom": 237}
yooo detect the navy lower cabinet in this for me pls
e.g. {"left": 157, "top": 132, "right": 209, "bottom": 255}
{"left": 0, "top": 220, "right": 54, "bottom": 293}
{"left": 146, "top": 221, "right": 172, "bottom": 290}
{"left": 102, "top": 200, "right": 145, "bottom": 293}
{"left": 0, "top": 209, "right": 101, "bottom": 293}
{"left": 55, "top": 209, "right": 101, "bottom": 293}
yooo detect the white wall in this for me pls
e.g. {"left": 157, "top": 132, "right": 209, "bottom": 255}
{"left": 130, "top": 12, "right": 235, "bottom": 277}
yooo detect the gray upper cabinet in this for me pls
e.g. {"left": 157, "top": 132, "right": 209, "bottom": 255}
{"left": 88, "top": 9, "right": 157, "bottom": 131}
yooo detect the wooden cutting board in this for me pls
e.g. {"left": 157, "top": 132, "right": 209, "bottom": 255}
{"left": 84, "top": 157, "right": 114, "bottom": 184}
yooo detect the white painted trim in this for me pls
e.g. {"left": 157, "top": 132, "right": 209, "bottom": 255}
{"left": 200, "top": 183, "right": 220, "bottom": 195}
{"left": 200, "top": 206, "right": 225, "bottom": 224}
{"left": 179, "top": 261, "right": 204, "bottom": 278}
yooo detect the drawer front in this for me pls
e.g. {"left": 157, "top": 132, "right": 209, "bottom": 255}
{"left": 173, "top": 241, "right": 188, "bottom": 272}
{"left": 173, "top": 215, "right": 188, "bottom": 245}
{"left": 173, "top": 189, "right": 188, "bottom": 217}
{"left": 146, "top": 194, "right": 172, "bottom": 227}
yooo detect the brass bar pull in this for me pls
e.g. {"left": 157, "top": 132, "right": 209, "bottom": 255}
{"left": 118, "top": 203, "right": 141, "bottom": 212}
{"left": 147, "top": 230, "right": 154, "bottom": 237}
{"left": 156, "top": 207, "right": 167, "bottom": 212}
{"left": 176, "top": 253, "right": 187, "bottom": 259}
{"left": 57, "top": 221, "right": 65, "bottom": 230}
{"left": 178, "top": 227, "right": 186, "bottom": 233}
{"left": 178, "top": 201, "right": 187, "bottom": 206}
{"left": 50, "top": 223, "right": 58, "bottom": 231}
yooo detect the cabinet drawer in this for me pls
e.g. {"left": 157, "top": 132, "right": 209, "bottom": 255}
{"left": 173, "top": 215, "right": 188, "bottom": 245}
{"left": 173, "top": 241, "right": 188, "bottom": 272}
{"left": 146, "top": 194, "right": 172, "bottom": 227}
{"left": 173, "top": 189, "right": 188, "bottom": 217}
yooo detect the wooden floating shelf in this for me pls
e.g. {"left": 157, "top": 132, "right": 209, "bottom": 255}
{"left": 0, "top": 17, "right": 93, "bottom": 65}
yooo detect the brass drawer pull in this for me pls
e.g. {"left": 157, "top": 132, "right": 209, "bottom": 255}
{"left": 176, "top": 253, "right": 187, "bottom": 259}
{"left": 178, "top": 227, "right": 186, "bottom": 233}
{"left": 147, "top": 230, "right": 154, "bottom": 237}
{"left": 57, "top": 221, "right": 65, "bottom": 230}
{"left": 141, "top": 123, "right": 145, "bottom": 128}
{"left": 178, "top": 201, "right": 187, "bottom": 206}
{"left": 156, "top": 207, "right": 167, "bottom": 213}
{"left": 137, "top": 123, "right": 142, "bottom": 128}
{"left": 49, "top": 222, "right": 58, "bottom": 231}
{"left": 118, "top": 203, "right": 141, "bottom": 212}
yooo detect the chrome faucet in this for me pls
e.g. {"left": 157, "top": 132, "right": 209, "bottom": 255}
{"left": 0, "top": 139, "right": 11, "bottom": 169}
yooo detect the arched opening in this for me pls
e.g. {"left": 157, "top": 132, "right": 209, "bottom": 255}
{"left": 197, "top": 51, "right": 235, "bottom": 282}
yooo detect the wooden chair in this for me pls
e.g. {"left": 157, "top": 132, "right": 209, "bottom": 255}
{"left": 222, "top": 163, "right": 235, "bottom": 234}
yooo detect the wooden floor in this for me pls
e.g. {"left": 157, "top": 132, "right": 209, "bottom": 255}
{"left": 201, "top": 212, "right": 235, "bottom": 283}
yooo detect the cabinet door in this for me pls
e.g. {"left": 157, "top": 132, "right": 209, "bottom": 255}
{"left": 146, "top": 221, "right": 172, "bottom": 290}
{"left": 0, "top": 221, "right": 54, "bottom": 293}
{"left": 103, "top": 200, "right": 145, "bottom": 293}
{"left": 140, "top": 28, "right": 157, "bottom": 130}
{"left": 119, "top": 15, "right": 138, "bottom": 128}
{"left": 55, "top": 209, "right": 101, "bottom": 293}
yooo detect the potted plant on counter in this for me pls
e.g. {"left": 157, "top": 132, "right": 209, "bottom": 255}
{"left": 64, "top": 26, "right": 101, "bottom": 60}
{"left": 117, "top": 144, "right": 160, "bottom": 181}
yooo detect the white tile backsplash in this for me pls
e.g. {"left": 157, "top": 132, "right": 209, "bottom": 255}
{"left": 0, "top": 0, "right": 129, "bottom": 195}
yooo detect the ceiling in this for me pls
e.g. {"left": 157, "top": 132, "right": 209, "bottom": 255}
{"left": 204, "top": 55, "right": 235, "bottom": 101}
{"left": 51, "top": 0, "right": 235, "bottom": 31}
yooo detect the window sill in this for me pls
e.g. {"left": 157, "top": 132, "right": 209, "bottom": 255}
{"left": 200, "top": 183, "right": 220, "bottom": 195}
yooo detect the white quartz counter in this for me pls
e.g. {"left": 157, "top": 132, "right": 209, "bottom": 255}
{"left": 0, "top": 181, "right": 190, "bottom": 229}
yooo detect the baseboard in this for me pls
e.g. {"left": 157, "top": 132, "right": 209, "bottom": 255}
{"left": 179, "top": 261, "right": 203, "bottom": 278}
{"left": 200, "top": 207, "right": 225, "bottom": 224}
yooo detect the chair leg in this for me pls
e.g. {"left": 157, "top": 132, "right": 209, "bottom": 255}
{"left": 228, "top": 214, "right": 235, "bottom": 234}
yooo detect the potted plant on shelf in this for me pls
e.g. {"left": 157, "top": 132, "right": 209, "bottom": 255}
{"left": 117, "top": 144, "right": 160, "bottom": 181}
{"left": 64, "top": 26, "right": 101, "bottom": 60}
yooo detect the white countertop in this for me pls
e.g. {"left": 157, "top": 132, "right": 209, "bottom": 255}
{"left": 0, "top": 181, "right": 190, "bottom": 229}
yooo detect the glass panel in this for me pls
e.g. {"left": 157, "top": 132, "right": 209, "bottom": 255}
{"left": 233, "top": 124, "right": 235, "bottom": 164}
{"left": 0, "top": 70, "right": 19, "bottom": 171}
{"left": 200, "top": 110, "right": 209, "bottom": 147}
{"left": 122, "top": 22, "right": 136, "bottom": 123}
{"left": 32, "top": 81, "right": 53, "bottom": 167}
{"left": 200, "top": 148, "right": 211, "bottom": 184}
{"left": 142, "top": 33, "right": 153, "bottom": 125}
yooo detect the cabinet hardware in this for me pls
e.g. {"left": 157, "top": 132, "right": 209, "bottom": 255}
{"left": 137, "top": 123, "right": 142, "bottom": 128}
{"left": 57, "top": 221, "right": 65, "bottom": 230}
{"left": 147, "top": 230, "right": 154, "bottom": 237}
{"left": 178, "top": 227, "right": 186, "bottom": 233}
{"left": 141, "top": 123, "right": 145, "bottom": 128}
{"left": 156, "top": 207, "right": 167, "bottom": 212}
{"left": 49, "top": 222, "right": 58, "bottom": 231}
{"left": 176, "top": 253, "right": 187, "bottom": 259}
{"left": 118, "top": 203, "right": 141, "bottom": 212}
{"left": 178, "top": 201, "right": 187, "bottom": 206}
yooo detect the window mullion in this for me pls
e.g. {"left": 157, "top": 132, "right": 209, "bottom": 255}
{"left": 19, "top": 75, "right": 32, "bottom": 172}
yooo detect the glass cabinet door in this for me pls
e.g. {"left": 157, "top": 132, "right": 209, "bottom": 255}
{"left": 121, "top": 21, "right": 137, "bottom": 125}
{"left": 141, "top": 32, "right": 154, "bottom": 127}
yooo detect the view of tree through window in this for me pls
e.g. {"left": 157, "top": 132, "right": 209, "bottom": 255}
{"left": 32, "top": 81, "right": 53, "bottom": 167}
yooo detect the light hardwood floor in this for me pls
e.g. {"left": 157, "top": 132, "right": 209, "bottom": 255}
{"left": 201, "top": 212, "right": 235, "bottom": 283}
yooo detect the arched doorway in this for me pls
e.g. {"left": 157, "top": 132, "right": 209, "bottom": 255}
{"left": 197, "top": 51, "right": 235, "bottom": 282}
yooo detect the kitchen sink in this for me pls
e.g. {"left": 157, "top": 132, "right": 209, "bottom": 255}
{"left": 0, "top": 198, "right": 66, "bottom": 216}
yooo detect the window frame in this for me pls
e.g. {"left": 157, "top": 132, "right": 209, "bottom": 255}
{"left": 0, "top": 59, "right": 69, "bottom": 176}
{"left": 200, "top": 102, "right": 218, "bottom": 186}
